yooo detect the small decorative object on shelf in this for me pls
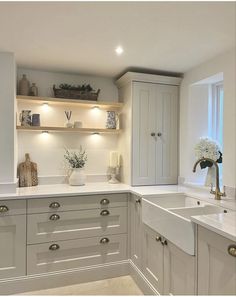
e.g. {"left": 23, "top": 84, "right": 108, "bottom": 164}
{"left": 108, "top": 151, "right": 120, "bottom": 184}
{"left": 106, "top": 111, "right": 119, "bottom": 129}
{"left": 64, "top": 147, "right": 87, "bottom": 186}
{"left": 29, "top": 83, "right": 38, "bottom": 96}
{"left": 53, "top": 83, "right": 100, "bottom": 101}
{"left": 18, "top": 153, "right": 38, "bottom": 187}
{"left": 19, "top": 110, "right": 32, "bottom": 126}
{"left": 64, "top": 110, "right": 73, "bottom": 128}
{"left": 194, "top": 137, "right": 222, "bottom": 186}
{"left": 18, "top": 74, "right": 30, "bottom": 96}
{"left": 74, "top": 121, "right": 83, "bottom": 128}
{"left": 32, "top": 114, "right": 40, "bottom": 126}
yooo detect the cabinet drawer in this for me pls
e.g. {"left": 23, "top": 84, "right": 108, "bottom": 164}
{"left": 27, "top": 234, "right": 127, "bottom": 275}
{"left": 0, "top": 199, "right": 26, "bottom": 216}
{"left": 27, "top": 193, "right": 128, "bottom": 214}
{"left": 27, "top": 207, "right": 127, "bottom": 244}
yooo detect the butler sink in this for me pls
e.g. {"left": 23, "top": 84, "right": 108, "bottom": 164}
{"left": 142, "top": 194, "right": 225, "bottom": 255}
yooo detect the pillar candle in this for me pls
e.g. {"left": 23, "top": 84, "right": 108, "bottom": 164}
{"left": 110, "top": 151, "right": 118, "bottom": 167}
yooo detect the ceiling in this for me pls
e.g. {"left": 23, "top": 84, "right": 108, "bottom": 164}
{"left": 0, "top": 2, "right": 235, "bottom": 77}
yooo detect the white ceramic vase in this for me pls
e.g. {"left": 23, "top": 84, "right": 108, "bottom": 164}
{"left": 69, "top": 168, "right": 86, "bottom": 186}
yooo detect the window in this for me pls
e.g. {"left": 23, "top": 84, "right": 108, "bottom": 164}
{"left": 208, "top": 82, "right": 224, "bottom": 147}
{"left": 208, "top": 81, "right": 224, "bottom": 182}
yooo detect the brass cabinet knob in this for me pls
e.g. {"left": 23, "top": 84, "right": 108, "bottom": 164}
{"left": 49, "top": 243, "right": 60, "bottom": 251}
{"left": 100, "top": 237, "right": 110, "bottom": 244}
{"left": 0, "top": 205, "right": 9, "bottom": 213}
{"left": 100, "top": 198, "right": 110, "bottom": 205}
{"left": 156, "top": 236, "right": 161, "bottom": 242}
{"left": 49, "top": 214, "right": 60, "bottom": 221}
{"left": 151, "top": 132, "right": 156, "bottom": 137}
{"left": 100, "top": 209, "right": 110, "bottom": 216}
{"left": 228, "top": 245, "right": 236, "bottom": 257}
{"left": 157, "top": 132, "right": 162, "bottom": 137}
{"left": 135, "top": 198, "right": 141, "bottom": 204}
{"left": 49, "top": 202, "right": 60, "bottom": 209}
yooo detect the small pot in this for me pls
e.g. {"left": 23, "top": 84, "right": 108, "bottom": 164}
{"left": 69, "top": 168, "right": 86, "bottom": 186}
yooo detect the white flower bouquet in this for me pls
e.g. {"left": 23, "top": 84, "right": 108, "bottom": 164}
{"left": 194, "top": 137, "right": 222, "bottom": 169}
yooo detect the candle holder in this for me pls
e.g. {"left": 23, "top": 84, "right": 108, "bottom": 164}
{"left": 109, "top": 166, "right": 120, "bottom": 184}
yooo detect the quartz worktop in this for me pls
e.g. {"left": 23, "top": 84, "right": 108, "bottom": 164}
{"left": 192, "top": 212, "right": 236, "bottom": 242}
{"left": 0, "top": 182, "right": 235, "bottom": 242}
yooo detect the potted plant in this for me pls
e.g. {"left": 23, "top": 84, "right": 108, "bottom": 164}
{"left": 64, "top": 147, "right": 87, "bottom": 186}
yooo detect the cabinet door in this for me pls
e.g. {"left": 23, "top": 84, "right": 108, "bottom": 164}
{"left": 132, "top": 82, "right": 156, "bottom": 185}
{"left": 130, "top": 195, "right": 143, "bottom": 269}
{"left": 164, "top": 240, "right": 196, "bottom": 295}
{"left": 156, "top": 84, "right": 178, "bottom": 184}
{"left": 197, "top": 226, "right": 236, "bottom": 295}
{"left": 0, "top": 215, "right": 26, "bottom": 279}
{"left": 142, "top": 224, "right": 164, "bottom": 294}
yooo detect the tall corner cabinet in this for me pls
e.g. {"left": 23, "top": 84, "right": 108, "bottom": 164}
{"left": 116, "top": 72, "right": 181, "bottom": 186}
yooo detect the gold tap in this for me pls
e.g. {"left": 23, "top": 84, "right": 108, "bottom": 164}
{"left": 192, "top": 157, "right": 226, "bottom": 200}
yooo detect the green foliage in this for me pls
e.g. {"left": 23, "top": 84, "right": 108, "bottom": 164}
{"left": 59, "top": 84, "right": 93, "bottom": 92}
{"left": 64, "top": 147, "right": 87, "bottom": 169}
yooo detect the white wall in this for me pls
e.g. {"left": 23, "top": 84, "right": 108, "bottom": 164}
{"left": 184, "top": 84, "right": 209, "bottom": 184}
{"left": 17, "top": 68, "right": 118, "bottom": 101}
{"left": 17, "top": 68, "right": 119, "bottom": 183}
{"left": 0, "top": 52, "right": 17, "bottom": 193}
{"left": 179, "top": 48, "right": 236, "bottom": 188}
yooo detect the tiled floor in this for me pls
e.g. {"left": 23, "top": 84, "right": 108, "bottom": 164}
{"left": 20, "top": 276, "right": 143, "bottom": 295}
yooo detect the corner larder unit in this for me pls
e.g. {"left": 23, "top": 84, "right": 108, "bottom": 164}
{"left": 116, "top": 72, "right": 181, "bottom": 186}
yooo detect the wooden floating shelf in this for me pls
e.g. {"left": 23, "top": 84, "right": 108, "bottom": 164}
{"left": 16, "top": 126, "right": 121, "bottom": 134}
{"left": 17, "top": 95, "right": 123, "bottom": 110}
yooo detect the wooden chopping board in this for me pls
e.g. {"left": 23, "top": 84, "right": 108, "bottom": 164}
{"left": 18, "top": 153, "right": 38, "bottom": 187}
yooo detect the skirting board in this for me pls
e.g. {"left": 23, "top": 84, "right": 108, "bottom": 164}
{"left": 0, "top": 261, "right": 129, "bottom": 295}
{"left": 129, "top": 260, "right": 159, "bottom": 295}
{"left": 0, "top": 260, "right": 159, "bottom": 295}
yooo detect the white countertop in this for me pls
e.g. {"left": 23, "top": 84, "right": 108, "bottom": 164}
{"left": 0, "top": 182, "right": 235, "bottom": 242}
{"left": 192, "top": 212, "right": 236, "bottom": 242}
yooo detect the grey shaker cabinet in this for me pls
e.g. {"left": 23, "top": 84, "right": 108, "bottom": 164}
{"left": 197, "top": 226, "right": 236, "bottom": 295}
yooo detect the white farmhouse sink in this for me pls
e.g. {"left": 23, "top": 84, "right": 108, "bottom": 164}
{"left": 142, "top": 195, "right": 225, "bottom": 255}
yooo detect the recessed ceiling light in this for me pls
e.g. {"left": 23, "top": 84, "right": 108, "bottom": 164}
{"left": 115, "top": 46, "right": 124, "bottom": 56}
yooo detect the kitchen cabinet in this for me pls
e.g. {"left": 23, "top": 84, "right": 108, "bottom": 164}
{"left": 142, "top": 224, "right": 164, "bottom": 294}
{"left": 197, "top": 225, "right": 236, "bottom": 295}
{"left": 130, "top": 195, "right": 195, "bottom": 295}
{"left": 164, "top": 239, "right": 196, "bottom": 295}
{"left": 0, "top": 213, "right": 26, "bottom": 279}
{"left": 132, "top": 82, "right": 178, "bottom": 186}
{"left": 130, "top": 194, "right": 143, "bottom": 269}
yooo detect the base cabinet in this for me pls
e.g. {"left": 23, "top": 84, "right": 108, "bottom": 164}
{"left": 164, "top": 240, "right": 196, "bottom": 295}
{"left": 130, "top": 195, "right": 196, "bottom": 295}
{"left": 0, "top": 214, "right": 26, "bottom": 279}
{"left": 197, "top": 226, "right": 236, "bottom": 295}
{"left": 142, "top": 225, "right": 164, "bottom": 294}
{"left": 130, "top": 194, "right": 143, "bottom": 269}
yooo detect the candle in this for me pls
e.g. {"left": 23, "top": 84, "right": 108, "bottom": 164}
{"left": 110, "top": 151, "right": 118, "bottom": 168}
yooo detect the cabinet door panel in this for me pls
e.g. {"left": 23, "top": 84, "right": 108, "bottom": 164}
{"left": 198, "top": 226, "right": 236, "bottom": 295}
{"left": 0, "top": 215, "right": 26, "bottom": 279}
{"left": 164, "top": 240, "right": 196, "bottom": 295}
{"left": 156, "top": 84, "right": 178, "bottom": 184}
{"left": 132, "top": 82, "right": 156, "bottom": 185}
{"left": 130, "top": 195, "right": 143, "bottom": 268}
{"left": 142, "top": 225, "right": 164, "bottom": 294}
